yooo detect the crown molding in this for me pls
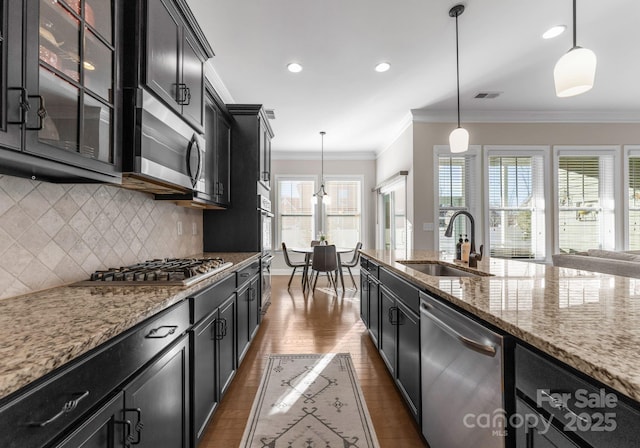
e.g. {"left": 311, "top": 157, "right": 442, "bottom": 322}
{"left": 204, "top": 61, "right": 235, "bottom": 104}
{"left": 410, "top": 109, "right": 640, "bottom": 124}
{"left": 375, "top": 112, "right": 414, "bottom": 157}
{"left": 272, "top": 150, "right": 377, "bottom": 161}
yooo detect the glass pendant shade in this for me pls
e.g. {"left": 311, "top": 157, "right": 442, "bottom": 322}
{"left": 449, "top": 127, "right": 469, "bottom": 153}
{"left": 554, "top": 46, "right": 597, "bottom": 97}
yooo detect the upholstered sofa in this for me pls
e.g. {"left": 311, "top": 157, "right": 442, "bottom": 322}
{"left": 552, "top": 249, "right": 640, "bottom": 279}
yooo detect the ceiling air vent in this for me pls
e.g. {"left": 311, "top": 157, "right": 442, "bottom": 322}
{"left": 474, "top": 92, "right": 501, "bottom": 99}
{"left": 265, "top": 109, "right": 276, "bottom": 119}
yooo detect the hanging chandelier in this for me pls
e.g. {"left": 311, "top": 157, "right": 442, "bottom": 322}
{"left": 312, "top": 131, "right": 330, "bottom": 205}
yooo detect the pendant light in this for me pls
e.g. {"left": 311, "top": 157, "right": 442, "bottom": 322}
{"left": 448, "top": 4, "right": 469, "bottom": 153}
{"left": 554, "top": 0, "right": 596, "bottom": 97}
{"left": 312, "top": 131, "right": 331, "bottom": 205}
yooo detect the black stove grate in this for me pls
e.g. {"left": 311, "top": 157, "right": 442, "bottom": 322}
{"left": 84, "top": 258, "right": 232, "bottom": 285}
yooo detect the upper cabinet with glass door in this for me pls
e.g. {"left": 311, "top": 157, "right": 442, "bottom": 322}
{"left": 0, "top": 0, "right": 120, "bottom": 182}
{"left": 27, "top": 0, "right": 118, "bottom": 177}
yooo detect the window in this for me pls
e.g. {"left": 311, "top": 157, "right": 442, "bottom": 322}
{"left": 437, "top": 154, "right": 477, "bottom": 254}
{"left": 276, "top": 178, "right": 315, "bottom": 247}
{"left": 488, "top": 155, "right": 545, "bottom": 259}
{"left": 557, "top": 153, "right": 615, "bottom": 253}
{"left": 323, "top": 178, "right": 362, "bottom": 248}
{"left": 629, "top": 156, "right": 640, "bottom": 250}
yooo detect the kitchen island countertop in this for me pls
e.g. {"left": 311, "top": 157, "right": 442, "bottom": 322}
{"left": 361, "top": 249, "right": 640, "bottom": 403}
{"left": 0, "top": 252, "right": 260, "bottom": 401}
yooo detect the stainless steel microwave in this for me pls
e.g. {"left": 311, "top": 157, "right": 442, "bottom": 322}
{"left": 121, "top": 89, "right": 206, "bottom": 195}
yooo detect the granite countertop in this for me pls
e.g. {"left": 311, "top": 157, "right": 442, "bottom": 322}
{"left": 0, "top": 252, "right": 260, "bottom": 401}
{"left": 361, "top": 249, "right": 640, "bottom": 403}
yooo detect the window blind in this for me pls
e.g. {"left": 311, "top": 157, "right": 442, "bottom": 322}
{"left": 277, "top": 179, "right": 315, "bottom": 247}
{"left": 488, "top": 156, "right": 545, "bottom": 259}
{"left": 438, "top": 156, "right": 475, "bottom": 255}
{"left": 557, "top": 155, "right": 615, "bottom": 253}
{"left": 324, "top": 179, "right": 362, "bottom": 248}
{"left": 629, "top": 157, "right": 640, "bottom": 249}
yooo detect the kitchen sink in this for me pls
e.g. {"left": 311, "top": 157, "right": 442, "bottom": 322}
{"left": 397, "top": 262, "right": 489, "bottom": 277}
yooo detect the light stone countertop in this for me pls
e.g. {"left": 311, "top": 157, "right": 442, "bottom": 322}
{"left": 0, "top": 252, "right": 260, "bottom": 401}
{"left": 360, "top": 249, "right": 640, "bottom": 403}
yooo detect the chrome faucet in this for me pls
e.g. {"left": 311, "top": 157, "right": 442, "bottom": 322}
{"left": 444, "top": 211, "right": 484, "bottom": 267}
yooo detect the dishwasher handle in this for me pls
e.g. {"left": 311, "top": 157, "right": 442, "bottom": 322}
{"left": 420, "top": 302, "right": 497, "bottom": 357}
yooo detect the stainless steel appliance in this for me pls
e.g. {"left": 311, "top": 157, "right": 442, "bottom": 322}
{"left": 259, "top": 195, "right": 273, "bottom": 309}
{"left": 122, "top": 90, "right": 207, "bottom": 195}
{"left": 75, "top": 258, "right": 233, "bottom": 286}
{"left": 259, "top": 194, "right": 273, "bottom": 254}
{"left": 420, "top": 292, "right": 506, "bottom": 448}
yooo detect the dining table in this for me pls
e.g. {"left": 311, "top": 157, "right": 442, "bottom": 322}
{"left": 289, "top": 246, "right": 354, "bottom": 292}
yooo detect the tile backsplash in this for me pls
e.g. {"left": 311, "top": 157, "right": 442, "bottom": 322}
{"left": 0, "top": 175, "right": 203, "bottom": 300}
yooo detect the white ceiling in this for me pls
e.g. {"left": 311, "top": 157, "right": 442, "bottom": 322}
{"left": 186, "top": 0, "right": 639, "bottom": 155}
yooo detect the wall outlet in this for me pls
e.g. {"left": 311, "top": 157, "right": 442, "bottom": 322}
{"left": 192, "top": 222, "right": 198, "bottom": 235}
{"left": 423, "top": 222, "right": 434, "bottom": 231}
{"left": 177, "top": 221, "right": 183, "bottom": 236}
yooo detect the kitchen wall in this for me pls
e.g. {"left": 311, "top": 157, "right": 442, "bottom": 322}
{"left": 376, "top": 123, "right": 415, "bottom": 251}
{"left": 0, "top": 175, "right": 202, "bottom": 300}
{"left": 410, "top": 121, "right": 640, "bottom": 251}
{"left": 270, "top": 156, "right": 376, "bottom": 274}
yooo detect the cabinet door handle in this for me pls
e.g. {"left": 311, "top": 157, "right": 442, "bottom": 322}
{"left": 28, "top": 391, "right": 89, "bottom": 427}
{"left": 25, "top": 95, "right": 47, "bottom": 131}
{"left": 221, "top": 317, "right": 228, "bottom": 337}
{"left": 123, "top": 408, "right": 143, "bottom": 445}
{"left": 145, "top": 325, "right": 177, "bottom": 339}
{"left": 7, "top": 87, "right": 28, "bottom": 125}
{"left": 388, "top": 307, "right": 396, "bottom": 325}
{"left": 214, "top": 318, "right": 225, "bottom": 340}
{"left": 114, "top": 419, "right": 132, "bottom": 447}
{"left": 176, "top": 83, "right": 188, "bottom": 105}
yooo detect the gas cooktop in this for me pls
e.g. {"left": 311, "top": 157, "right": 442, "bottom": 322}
{"left": 75, "top": 258, "right": 234, "bottom": 286}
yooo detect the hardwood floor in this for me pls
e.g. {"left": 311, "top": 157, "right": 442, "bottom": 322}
{"left": 199, "top": 275, "right": 427, "bottom": 448}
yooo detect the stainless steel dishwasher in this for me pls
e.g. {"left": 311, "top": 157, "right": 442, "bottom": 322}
{"left": 420, "top": 292, "right": 505, "bottom": 448}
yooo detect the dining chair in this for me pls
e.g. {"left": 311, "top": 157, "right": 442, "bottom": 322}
{"left": 282, "top": 242, "right": 307, "bottom": 289}
{"left": 340, "top": 242, "right": 362, "bottom": 290}
{"left": 310, "top": 245, "right": 338, "bottom": 295}
{"left": 310, "top": 240, "right": 320, "bottom": 246}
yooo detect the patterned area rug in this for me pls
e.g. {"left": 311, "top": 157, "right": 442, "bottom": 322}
{"left": 240, "top": 353, "right": 380, "bottom": 448}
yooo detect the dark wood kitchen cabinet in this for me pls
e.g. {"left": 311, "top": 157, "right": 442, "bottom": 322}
{"left": 360, "top": 258, "right": 380, "bottom": 347}
{"left": 360, "top": 256, "right": 421, "bottom": 425}
{"left": 236, "top": 266, "right": 260, "bottom": 364}
{"left": 226, "top": 104, "right": 274, "bottom": 191}
{"left": 0, "top": 0, "right": 121, "bottom": 183}
{"left": 205, "top": 84, "right": 231, "bottom": 207}
{"left": 144, "top": 0, "right": 207, "bottom": 130}
{"left": 54, "top": 392, "right": 126, "bottom": 448}
{"left": 123, "top": 335, "right": 190, "bottom": 448}
{"left": 190, "top": 277, "right": 237, "bottom": 446}
{"left": 0, "top": 300, "right": 190, "bottom": 448}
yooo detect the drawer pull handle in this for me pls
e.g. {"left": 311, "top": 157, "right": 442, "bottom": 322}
{"left": 540, "top": 390, "right": 590, "bottom": 424}
{"left": 239, "top": 272, "right": 250, "bottom": 278}
{"left": 123, "top": 408, "right": 144, "bottom": 445}
{"left": 29, "top": 391, "right": 89, "bottom": 427}
{"left": 145, "top": 325, "right": 178, "bottom": 339}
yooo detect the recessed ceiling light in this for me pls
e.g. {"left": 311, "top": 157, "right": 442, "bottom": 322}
{"left": 287, "top": 62, "right": 303, "bottom": 73}
{"left": 375, "top": 62, "right": 391, "bottom": 72}
{"left": 542, "top": 25, "right": 566, "bottom": 39}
